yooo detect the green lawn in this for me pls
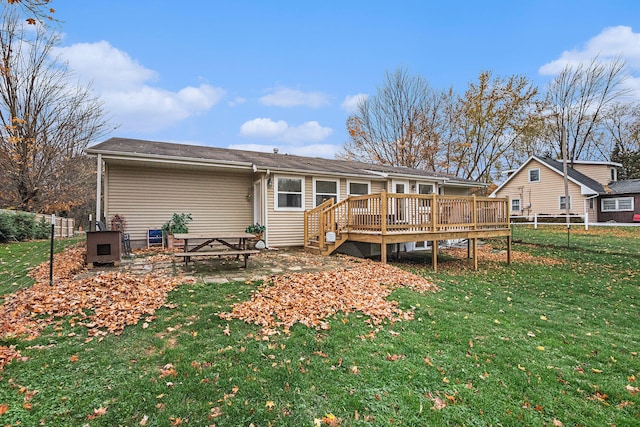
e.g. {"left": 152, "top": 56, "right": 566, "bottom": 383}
{"left": 0, "top": 228, "right": 638, "bottom": 426}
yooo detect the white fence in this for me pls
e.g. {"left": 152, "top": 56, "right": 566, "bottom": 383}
{"left": 510, "top": 213, "right": 590, "bottom": 230}
{"left": 0, "top": 209, "right": 75, "bottom": 239}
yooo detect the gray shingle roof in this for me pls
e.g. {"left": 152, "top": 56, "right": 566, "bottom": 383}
{"left": 608, "top": 178, "right": 640, "bottom": 194}
{"left": 87, "top": 137, "right": 482, "bottom": 186}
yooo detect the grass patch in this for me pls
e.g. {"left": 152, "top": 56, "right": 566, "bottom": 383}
{"left": 0, "top": 228, "right": 638, "bottom": 426}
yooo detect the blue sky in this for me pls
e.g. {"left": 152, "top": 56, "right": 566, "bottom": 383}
{"left": 51, "top": 1, "right": 640, "bottom": 158}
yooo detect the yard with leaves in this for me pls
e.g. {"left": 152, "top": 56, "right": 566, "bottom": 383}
{"left": 0, "top": 226, "right": 638, "bottom": 426}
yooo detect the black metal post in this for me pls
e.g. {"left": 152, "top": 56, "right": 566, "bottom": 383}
{"left": 49, "top": 223, "right": 54, "bottom": 286}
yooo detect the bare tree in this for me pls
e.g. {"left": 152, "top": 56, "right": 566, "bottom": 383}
{"left": 0, "top": 12, "right": 109, "bottom": 213}
{"left": 544, "top": 56, "right": 630, "bottom": 162}
{"left": 340, "top": 67, "right": 447, "bottom": 169}
{"left": 442, "top": 71, "right": 540, "bottom": 182}
{"left": 1, "top": 0, "right": 56, "bottom": 25}
{"left": 606, "top": 102, "right": 640, "bottom": 179}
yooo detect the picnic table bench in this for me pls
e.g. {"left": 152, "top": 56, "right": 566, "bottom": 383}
{"left": 172, "top": 232, "right": 259, "bottom": 268}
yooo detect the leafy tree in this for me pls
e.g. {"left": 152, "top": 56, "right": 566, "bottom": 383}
{"left": 442, "top": 71, "right": 540, "bottom": 182}
{"left": 340, "top": 67, "right": 448, "bottom": 170}
{"left": 544, "top": 56, "right": 630, "bottom": 162}
{"left": 0, "top": 12, "right": 108, "bottom": 213}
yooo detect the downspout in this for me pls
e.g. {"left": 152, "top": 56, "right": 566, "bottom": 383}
{"left": 96, "top": 153, "right": 102, "bottom": 229}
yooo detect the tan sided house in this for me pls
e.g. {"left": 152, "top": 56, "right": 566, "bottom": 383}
{"left": 490, "top": 156, "right": 623, "bottom": 222}
{"left": 86, "top": 138, "right": 513, "bottom": 267}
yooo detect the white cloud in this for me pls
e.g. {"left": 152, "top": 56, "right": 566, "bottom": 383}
{"left": 540, "top": 26, "right": 640, "bottom": 75}
{"left": 240, "top": 118, "right": 289, "bottom": 138}
{"left": 227, "top": 143, "right": 339, "bottom": 159}
{"left": 228, "top": 96, "right": 246, "bottom": 107}
{"left": 54, "top": 41, "right": 225, "bottom": 132}
{"left": 259, "top": 87, "right": 330, "bottom": 108}
{"left": 341, "top": 93, "right": 368, "bottom": 113}
{"left": 239, "top": 118, "right": 333, "bottom": 144}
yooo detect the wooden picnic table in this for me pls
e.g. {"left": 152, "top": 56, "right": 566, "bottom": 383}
{"left": 172, "top": 232, "right": 259, "bottom": 267}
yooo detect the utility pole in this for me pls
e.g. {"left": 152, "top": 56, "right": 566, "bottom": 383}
{"left": 560, "top": 119, "right": 571, "bottom": 247}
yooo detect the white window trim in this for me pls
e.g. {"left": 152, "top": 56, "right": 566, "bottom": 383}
{"left": 312, "top": 178, "right": 339, "bottom": 207}
{"left": 511, "top": 198, "right": 521, "bottom": 212}
{"left": 347, "top": 180, "right": 370, "bottom": 196}
{"left": 559, "top": 195, "right": 572, "bottom": 210}
{"left": 601, "top": 197, "right": 634, "bottom": 212}
{"left": 274, "top": 175, "right": 305, "bottom": 211}
{"left": 528, "top": 168, "right": 540, "bottom": 183}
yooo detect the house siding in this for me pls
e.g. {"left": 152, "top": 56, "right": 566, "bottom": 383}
{"left": 105, "top": 164, "right": 253, "bottom": 244}
{"left": 493, "top": 159, "right": 589, "bottom": 217}
{"left": 572, "top": 164, "right": 615, "bottom": 186}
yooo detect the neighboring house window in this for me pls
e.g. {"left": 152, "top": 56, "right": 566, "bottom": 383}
{"left": 601, "top": 197, "right": 634, "bottom": 212}
{"left": 275, "top": 176, "right": 304, "bottom": 210}
{"left": 314, "top": 179, "right": 338, "bottom": 206}
{"left": 610, "top": 168, "right": 617, "bottom": 182}
{"left": 418, "top": 183, "right": 434, "bottom": 194}
{"left": 528, "top": 168, "right": 540, "bottom": 183}
{"left": 588, "top": 198, "right": 595, "bottom": 210}
{"left": 511, "top": 198, "right": 521, "bottom": 212}
{"left": 559, "top": 195, "right": 572, "bottom": 210}
{"left": 348, "top": 181, "right": 370, "bottom": 196}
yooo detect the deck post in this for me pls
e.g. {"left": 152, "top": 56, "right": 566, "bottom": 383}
{"left": 380, "top": 191, "right": 388, "bottom": 235}
{"left": 472, "top": 195, "right": 477, "bottom": 230}
{"left": 431, "top": 193, "right": 437, "bottom": 232}
{"left": 381, "top": 238, "right": 387, "bottom": 264}
{"left": 467, "top": 238, "right": 471, "bottom": 259}
{"left": 473, "top": 238, "right": 478, "bottom": 270}
{"left": 431, "top": 240, "right": 438, "bottom": 272}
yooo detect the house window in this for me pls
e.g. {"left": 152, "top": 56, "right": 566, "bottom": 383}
{"left": 528, "top": 168, "right": 540, "bottom": 183}
{"left": 511, "top": 198, "right": 521, "bottom": 212}
{"left": 275, "top": 176, "right": 304, "bottom": 210}
{"left": 601, "top": 197, "right": 634, "bottom": 212}
{"left": 559, "top": 195, "right": 572, "bottom": 210}
{"left": 610, "top": 168, "right": 617, "bottom": 182}
{"left": 314, "top": 179, "right": 338, "bottom": 206}
{"left": 588, "top": 198, "right": 595, "bottom": 210}
{"left": 348, "top": 181, "right": 370, "bottom": 196}
{"left": 417, "top": 183, "right": 434, "bottom": 194}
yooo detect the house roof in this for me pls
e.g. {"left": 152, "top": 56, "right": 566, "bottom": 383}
{"left": 490, "top": 155, "right": 606, "bottom": 197}
{"left": 608, "top": 178, "right": 640, "bottom": 194}
{"left": 86, "top": 137, "right": 484, "bottom": 188}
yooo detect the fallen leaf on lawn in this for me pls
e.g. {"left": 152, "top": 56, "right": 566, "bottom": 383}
{"left": 386, "top": 354, "right": 405, "bottom": 361}
{"left": 87, "top": 406, "right": 108, "bottom": 419}
{"left": 625, "top": 384, "right": 639, "bottom": 395}
{"left": 209, "top": 406, "right": 222, "bottom": 418}
{"left": 424, "top": 357, "right": 433, "bottom": 367}
{"left": 69, "top": 354, "right": 79, "bottom": 363}
{"left": 518, "top": 364, "right": 526, "bottom": 371}
{"left": 223, "top": 324, "right": 231, "bottom": 336}
{"left": 265, "top": 401, "right": 275, "bottom": 410}
{"left": 553, "top": 418, "right": 563, "bottom": 426}
{"left": 429, "top": 395, "right": 446, "bottom": 410}
{"left": 0, "top": 403, "right": 8, "bottom": 415}
{"left": 537, "top": 346, "right": 545, "bottom": 351}
{"left": 617, "top": 401, "right": 634, "bottom": 409}
{"left": 540, "top": 315, "right": 547, "bottom": 321}
{"left": 591, "top": 368, "right": 602, "bottom": 374}
{"left": 351, "top": 365, "right": 360, "bottom": 374}
{"left": 139, "top": 414, "right": 149, "bottom": 425}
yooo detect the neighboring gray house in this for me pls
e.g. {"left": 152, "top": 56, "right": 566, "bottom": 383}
{"left": 86, "top": 137, "right": 486, "bottom": 248}
{"left": 599, "top": 179, "right": 640, "bottom": 223}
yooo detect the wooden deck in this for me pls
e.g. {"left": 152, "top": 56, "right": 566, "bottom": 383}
{"left": 304, "top": 192, "right": 511, "bottom": 271}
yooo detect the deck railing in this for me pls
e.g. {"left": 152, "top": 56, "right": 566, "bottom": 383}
{"left": 305, "top": 192, "right": 510, "bottom": 248}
